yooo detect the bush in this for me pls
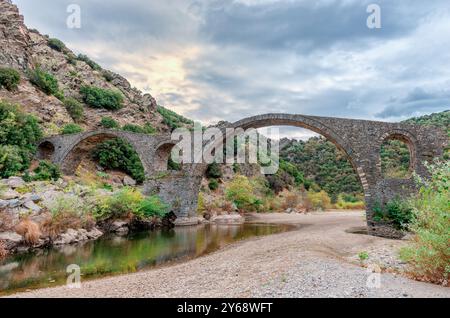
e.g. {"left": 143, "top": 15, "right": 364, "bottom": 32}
{"left": 206, "top": 162, "right": 222, "bottom": 179}
{"left": 80, "top": 85, "right": 123, "bottom": 110}
{"left": 92, "top": 138, "right": 145, "bottom": 183}
{"left": 0, "top": 145, "right": 25, "bottom": 178}
{"left": 28, "top": 67, "right": 59, "bottom": 95}
{"left": 122, "top": 124, "right": 145, "bottom": 133}
{"left": 31, "top": 160, "right": 61, "bottom": 181}
{"left": 0, "top": 67, "right": 20, "bottom": 91}
{"left": 61, "top": 123, "right": 83, "bottom": 135}
{"left": 47, "top": 38, "right": 66, "bottom": 52}
{"left": 122, "top": 123, "right": 156, "bottom": 134}
{"left": 208, "top": 179, "right": 219, "bottom": 191}
{"left": 102, "top": 71, "right": 114, "bottom": 82}
{"left": 77, "top": 54, "right": 101, "bottom": 70}
{"left": 399, "top": 161, "right": 450, "bottom": 285}
{"left": 307, "top": 190, "right": 331, "bottom": 211}
{"left": 157, "top": 106, "right": 193, "bottom": 130}
{"left": 335, "top": 193, "right": 365, "bottom": 210}
{"left": 372, "top": 196, "right": 413, "bottom": 230}
{"left": 93, "top": 187, "right": 143, "bottom": 221}
{"left": 64, "top": 98, "right": 84, "bottom": 122}
{"left": 137, "top": 195, "right": 169, "bottom": 218}
{"left": 0, "top": 101, "right": 42, "bottom": 177}
{"left": 225, "top": 175, "right": 261, "bottom": 211}
{"left": 100, "top": 116, "right": 119, "bottom": 129}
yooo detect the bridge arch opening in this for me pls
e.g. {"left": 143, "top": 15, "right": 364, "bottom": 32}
{"left": 154, "top": 142, "right": 183, "bottom": 172}
{"left": 36, "top": 141, "right": 55, "bottom": 161}
{"left": 379, "top": 133, "right": 414, "bottom": 179}
{"left": 60, "top": 133, "right": 146, "bottom": 184}
{"left": 195, "top": 118, "right": 367, "bottom": 217}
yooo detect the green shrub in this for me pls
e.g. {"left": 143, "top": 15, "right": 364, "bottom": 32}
{"left": 0, "top": 145, "right": 25, "bottom": 178}
{"left": 100, "top": 116, "right": 120, "bottom": 129}
{"left": 157, "top": 106, "right": 193, "bottom": 130}
{"left": 64, "top": 98, "right": 84, "bottom": 122}
{"left": 61, "top": 123, "right": 83, "bottom": 135}
{"left": 0, "top": 101, "right": 42, "bottom": 177}
{"left": 399, "top": 161, "right": 450, "bottom": 285}
{"left": 0, "top": 67, "right": 20, "bottom": 91}
{"left": 206, "top": 162, "right": 222, "bottom": 179}
{"left": 137, "top": 195, "right": 169, "bottom": 218}
{"left": 102, "top": 71, "right": 114, "bottom": 82}
{"left": 92, "top": 138, "right": 145, "bottom": 183}
{"left": 372, "top": 196, "right": 413, "bottom": 230}
{"left": 122, "top": 124, "right": 145, "bottom": 133}
{"left": 307, "top": 190, "right": 331, "bottom": 211}
{"left": 31, "top": 160, "right": 61, "bottom": 181}
{"left": 358, "top": 251, "right": 369, "bottom": 262}
{"left": 93, "top": 187, "right": 143, "bottom": 221}
{"left": 122, "top": 123, "right": 156, "bottom": 134}
{"left": 225, "top": 175, "right": 261, "bottom": 211}
{"left": 47, "top": 38, "right": 66, "bottom": 52}
{"left": 80, "top": 85, "right": 123, "bottom": 110}
{"left": 28, "top": 67, "right": 59, "bottom": 95}
{"left": 77, "top": 54, "right": 101, "bottom": 70}
{"left": 208, "top": 179, "right": 219, "bottom": 191}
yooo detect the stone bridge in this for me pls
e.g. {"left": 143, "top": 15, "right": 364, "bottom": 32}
{"left": 36, "top": 114, "right": 448, "bottom": 237}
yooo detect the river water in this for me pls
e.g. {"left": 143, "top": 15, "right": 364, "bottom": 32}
{"left": 0, "top": 222, "right": 294, "bottom": 295}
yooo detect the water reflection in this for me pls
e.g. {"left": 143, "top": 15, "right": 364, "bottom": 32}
{"left": 0, "top": 222, "right": 293, "bottom": 294}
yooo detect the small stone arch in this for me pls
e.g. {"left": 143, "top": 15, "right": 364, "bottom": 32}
{"left": 154, "top": 141, "right": 178, "bottom": 171}
{"left": 376, "top": 129, "right": 417, "bottom": 179}
{"left": 36, "top": 141, "right": 56, "bottom": 161}
{"left": 59, "top": 131, "right": 145, "bottom": 176}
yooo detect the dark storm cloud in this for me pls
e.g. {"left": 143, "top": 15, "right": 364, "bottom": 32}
{"left": 200, "top": 0, "right": 419, "bottom": 52}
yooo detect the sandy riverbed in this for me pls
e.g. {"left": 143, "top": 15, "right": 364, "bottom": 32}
{"left": 6, "top": 211, "right": 449, "bottom": 298}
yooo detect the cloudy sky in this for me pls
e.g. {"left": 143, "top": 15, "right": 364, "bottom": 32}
{"left": 14, "top": 0, "right": 450, "bottom": 139}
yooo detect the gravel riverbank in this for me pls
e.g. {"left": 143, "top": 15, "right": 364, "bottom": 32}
{"left": 6, "top": 212, "right": 449, "bottom": 298}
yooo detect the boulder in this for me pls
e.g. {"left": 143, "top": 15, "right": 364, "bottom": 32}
{"left": 7, "top": 199, "right": 21, "bottom": 208}
{"left": 23, "top": 200, "right": 42, "bottom": 213}
{"left": 0, "top": 199, "right": 7, "bottom": 209}
{"left": 0, "top": 231, "right": 23, "bottom": 250}
{"left": 5, "top": 177, "right": 25, "bottom": 189}
{"left": 123, "top": 176, "right": 136, "bottom": 186}
{"left": 0, "top": 189, "right": 20, "bottom": 200}
{"left": 211, "top": 213, "right": 244, "bottom": 224}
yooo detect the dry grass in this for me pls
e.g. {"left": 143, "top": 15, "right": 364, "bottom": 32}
{"left": 0, "top": 211, "right": 15, "bottom": 231}
{"left": 15, "top": 219, "right": 42, "bottom": 246}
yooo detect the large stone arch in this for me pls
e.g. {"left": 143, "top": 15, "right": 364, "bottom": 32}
{"left": 149, "top": 113, "right": 446, "bottom": 237}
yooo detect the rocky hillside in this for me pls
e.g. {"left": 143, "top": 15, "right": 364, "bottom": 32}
{"left": 0, "top": 0, "right": 191, "bottom": 135}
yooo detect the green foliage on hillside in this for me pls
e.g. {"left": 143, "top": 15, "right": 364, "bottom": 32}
{"left": 403, "top": 110, "right": 450, "bottom": 130}
{"left": 28, "top": 67, "right": 59, "bottom": 95}
{"left": 80, "top": 85, "right": 123, "bottom": 110}
{"left": 381, "top": 139, "right": 410, "bottom": 178}
{"left": 280, "top": 137, "right": 362, "bottom": 201}
{"left": 28, "top": 160, "right": 61, "bottom": 181}
{"left": 77, "top": 54, "right": 101, "bottom": 71}
{"left": 64, "top": 98, "right": 84, "bottom": 122}
{"left": 0, "top": 101, "right": 42, "bottom": 177}
{"left": 157, "top": 106, "right": 193, "bottom": 130}
{"left": 92, "top": 138, "right": 145, "bottom": 183}
{"left": 0, "top": 67, "right": 20, "bottom": 91}
{"left": 47, "top": 38, "right": 66, "bottom": 52}
{"left": 122, "top": 123, "right": 156, "bottom": 134}
{"left": 61, "top": 123, "right": 83, "bottom": 135}
{"left": 100, "top": 116, "right": 120, "bottom": 129}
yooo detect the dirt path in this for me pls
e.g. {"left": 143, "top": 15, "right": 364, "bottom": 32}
{"left": 6, "top": 212, "right": 449, "bottom": 298}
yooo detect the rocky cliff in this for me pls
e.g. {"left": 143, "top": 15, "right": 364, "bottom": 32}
{"left": 0, "top": 0, "right": 172, "bottom": 135}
